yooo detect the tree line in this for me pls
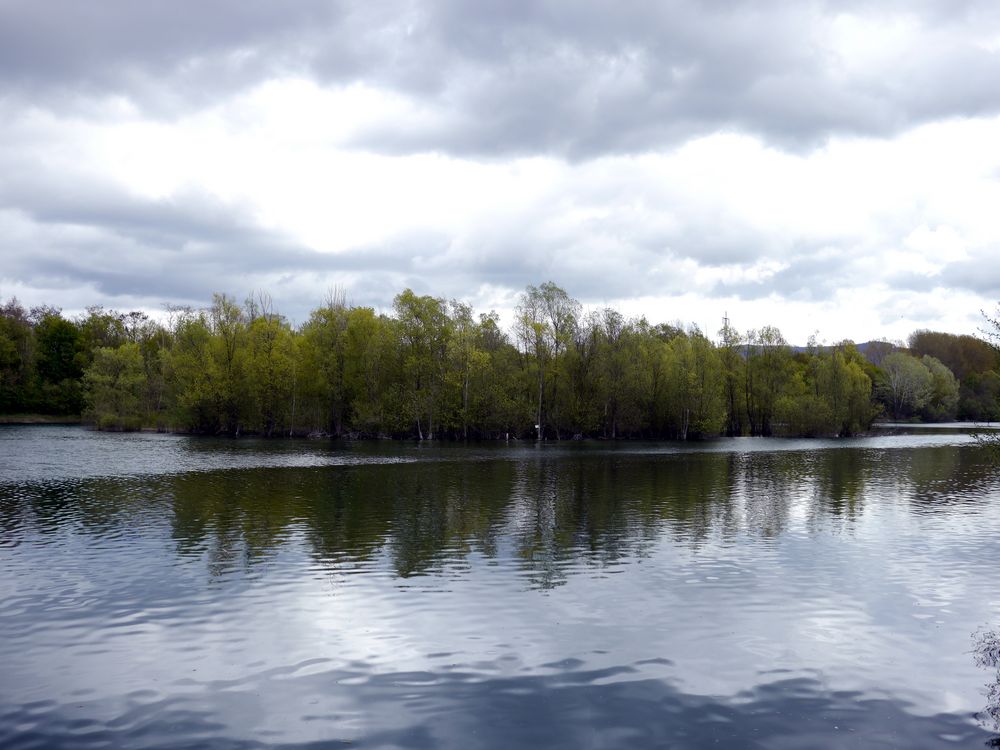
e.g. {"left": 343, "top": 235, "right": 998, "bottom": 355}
{"left": 1, "top": 283, "right": 997, "bottom": 437}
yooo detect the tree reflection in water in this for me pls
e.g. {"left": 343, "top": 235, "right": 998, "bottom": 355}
{"left": 974, "top": 628, "right": 1000, "bottom": 739}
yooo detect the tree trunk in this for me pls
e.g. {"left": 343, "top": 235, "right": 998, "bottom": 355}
{"left": 552, "top": 372, "right": 560, "bottom": 440}
{"left": 463, "top": 372, "right": 469, "bottom": 440}
{"left": 536, "top": 365, "right": 544, "bottom": 440}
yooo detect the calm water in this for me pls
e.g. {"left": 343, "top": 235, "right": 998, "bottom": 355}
{"left": 2, "top": 426, "right": 1000, "bottom": 748}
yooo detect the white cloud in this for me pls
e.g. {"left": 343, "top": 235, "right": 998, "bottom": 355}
{"left": 2, "top": 5, "right": 1000, "bottom": 343}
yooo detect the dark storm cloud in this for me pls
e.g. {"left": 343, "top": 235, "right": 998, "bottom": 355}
{"left": 4, "top": 1, "right": 1000, "bottom": 157}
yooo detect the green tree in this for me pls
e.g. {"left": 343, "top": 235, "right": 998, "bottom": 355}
{"left": 343, "top": 307, "right": 398, "bottom": 435}
{"left": 515, "top": 284, "right": 550, "bottom": 439}
{"left": 448, "top": 301, "right": 489, "bottom": 439}
{"left": 961, "top": 371, "right": 1000, "bottom": 421}
{"left": 663, "top": 330, "right": 725, "bottom": 439}
{"left": 514, "top": 282, "right": 579, "bottom": 439}
{"left": 394, "top": 290, "right": 453, "bottom": 439}
{"left": 744, "top": 326, "right": 790, "bottom": 436}
{"left": 83, "top": 343, "right": 147, "bottom": 430}
{"left": 299, "top": 289, "right": 352, "bottom": 435}
{"left": 879, "top": 351, "right": 932, "bottom": 419}
{"left": 210, "top": 294, "right": 249, "bottom": 433}
{"left": 244, "top": 292, "right": 295, "bottom": 436}
{"left": 75, "top": 306, "right": 127, "bottom": 373}
{"left": 593, "top": 308, "right": 631, "bottom": 438}
{"left": 718, "top": 316, "right": 745, "bottom": 436}
{"left": 33, "top": 310, "right": 83, "bottom": 414}
{"left": 0, "top": 299, "right": 33, "bottom": 412}
{"left": 972, "top": 305, "right": 1000, "bottom": 456}
{"left": 162, "top": 311, "right": 223, "bottom": 433}
{"left": 920, "top": 355, "right": 959, "bottom": 422}
{"left": 469, "top": 311, "right": 525, "bottom": 438}
{"left": 779, "top": 341, "right": 877, "bottom": 436}
{"left": 909, "top": 330, "right": 997, "bottom": 380}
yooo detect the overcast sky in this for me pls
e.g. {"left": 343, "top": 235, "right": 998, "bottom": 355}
{"left": 2, "top": 1, "right": 1000, "bottom": 343}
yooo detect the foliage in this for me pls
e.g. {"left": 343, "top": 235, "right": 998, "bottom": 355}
{"left": 879, "top": 352, "right": 933, "bottom": 419}
{"left": 83, "top": 343, "right": 147, "bottom": 430}
{"left": 971, "top": 305, "right": 1000, "bottom": 459}
{"left": 2, "top": 287, "right": 995, "bottom": 440}
{"left": 908, "top": 330, "right": 997, "bottom": 380}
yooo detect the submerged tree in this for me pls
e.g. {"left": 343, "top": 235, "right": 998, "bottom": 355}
{"left": 394, "top": 289, "right": 452, "bottom": 440}
{"left": 5, "top": 285, "right": 989, "bottom": 440}
{"left": 744, "top": 326, "right": 791, "bottom": 436}
{"left": 514, "top": 282, "right": 579, "bottom": 439}
{"left": 244, "top": 292, "right": 295, "bottom": 436}
{"left": 718, "top": 315, "right": 744, "bottom": 437}
{"left": 973, "top": 627, "right": 1000, "bottom": 732}
{"left": 973, "top": 305, "right": 1000, "bottom": 456}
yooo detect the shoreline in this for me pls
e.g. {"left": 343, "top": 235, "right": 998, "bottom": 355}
{"left": 0, "top": 414, "right": 83, "bottom": 425}
{"left": 5, "top": 418, "right": 997, "bottom": 439}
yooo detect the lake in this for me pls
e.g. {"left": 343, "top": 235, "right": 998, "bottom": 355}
{"left": 2, "top": 426, "right": 1000, "bottom": 748}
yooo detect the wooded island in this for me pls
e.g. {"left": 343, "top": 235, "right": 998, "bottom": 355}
{"left": 1, "top": 283, "right": 997, "bottom": 439}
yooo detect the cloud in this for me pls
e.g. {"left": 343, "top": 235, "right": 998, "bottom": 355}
{"left": 4, "top": 1, "right": 1000, "bottom": 157}
{"left": 2, "top": 2, "right": 1000, "bottom": 343}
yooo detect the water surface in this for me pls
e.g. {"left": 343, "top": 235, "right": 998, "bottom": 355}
{"left": 2, "top": 426, "right": 1000, "bottom": 748}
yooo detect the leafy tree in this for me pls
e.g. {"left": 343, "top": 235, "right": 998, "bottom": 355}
{"left": 880, "top": 352, "right": 932, "bottom": 419}
{"left": 0, "top": 299, "right": 33, "bottom": 412}
{"left": 209, "top": 294, "right": 249, "bottom": 433}
{"left": 909, "top": 330, "right": 997, "bottom": 380}
{"left": 244, "top": 293, "right": 295, "bottom": 436}
{"left": 592, "top": 309, "right": 630, "bottom": 438}
{"left": 75, "top": 306, "right": 127, "bottom": 372}
{"left": 718, "top": 316, "right": 745, "bottom": 436}
{"left": 33, "top": 311, "right": 83, "bottom": 414}
{"left": 468, "top": 312, "right": 525, "bottom": 438}
{"left": 973, "top": 305, "right": 1000, "bottom": 456}
{"left": 920, "top": 355, "right": 959, "bottom": 422}
{"left": 539, "top": 282, "right": 580, "bottom": 439}
{"left": 662, "top": 330, "right": 725, "bottom": 439}
{"left": 961, "top": 371, "right": 1000, "bottom": 421}
{"left": 162, "top": 311, "right": 223, "bottom": 433}
{"left": 21, "top": 282, "right": 992, "bottom": 440}
{"left": 514, "top": 282, "right": 579, "bottom": 439}
{"left": 448, "top": 301, "right": 489, "bottom": 439}
{"left": 83, "top": 343, "right": 147, "bottom": 430}
{"left": 343, "top": 307, "right": 398, "bottom": 435}
{"left": 781, "top": 341, "right": 877, "bottom": 436}
{"left": 299, "top": 289, "right": 352, "bottom": 435}
{"left": 777, "top": 366, "right": 831, "bottom": 437}
{"left": 744, "top": 326, "right": 791, "bottom": 436}
{"left": 515, "top": 284, "right": 551, "bottom": 440}
{"left": 862, "top": 339, "right": 898, "bottom": 367}
{"left": 394, "top": 290, "right": 452, "bottom": 439}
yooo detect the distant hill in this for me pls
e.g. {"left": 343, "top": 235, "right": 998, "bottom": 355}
{"left": 789, "top": 340, "right": 899, "bottom": 366}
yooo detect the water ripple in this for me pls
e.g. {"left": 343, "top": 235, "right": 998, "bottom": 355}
{"left": 3, "top": 426, "right": 1000, "bottom": 747}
